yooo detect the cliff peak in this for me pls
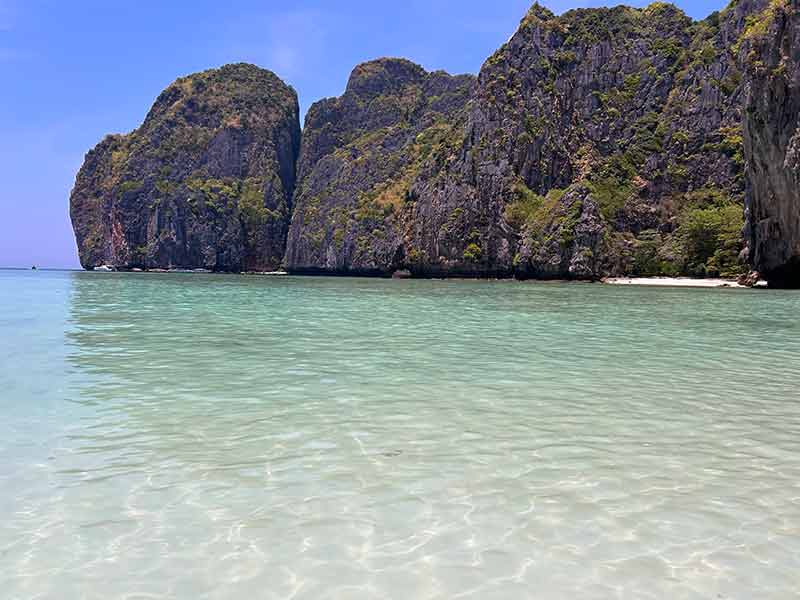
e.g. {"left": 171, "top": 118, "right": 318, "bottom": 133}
{"left": 521, "top": 3, "right": 556, "bottom": 26}
{"left": 345, "top": 58, "right": 429, "bottom": 98}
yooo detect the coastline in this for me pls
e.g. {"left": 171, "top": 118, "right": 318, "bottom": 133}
{"left": 602, "top": 277, "right": 749, "bottom": 289}
{"left": 32, "top": 267, "right": 767, "bottom": 289}
{"left": 10, "top": 267, "right": 775, "bottom": 288}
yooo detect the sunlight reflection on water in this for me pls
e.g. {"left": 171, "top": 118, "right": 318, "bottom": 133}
{"left": 1, "top": 270, "right": 799, "bottom": 599}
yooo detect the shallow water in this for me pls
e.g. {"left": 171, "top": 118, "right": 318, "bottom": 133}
{"left": 1, "top": 270, "right": 799, "bottom": 599}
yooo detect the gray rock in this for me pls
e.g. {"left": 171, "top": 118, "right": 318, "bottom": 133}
{"left": 741, "top": 0, "right": 800, "bottom": 287}
{"left": 70, "top": 64, "right": 300, "bottom": 272}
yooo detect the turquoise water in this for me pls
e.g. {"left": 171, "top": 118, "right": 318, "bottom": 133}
{"left": 1, "top": 270, "right": 799, "bottom": 599}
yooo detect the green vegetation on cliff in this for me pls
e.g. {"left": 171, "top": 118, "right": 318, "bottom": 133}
{"left": 70, "top": 64, "right": 300, "bottom": 272}
{"left": 72, "top": 0, "right": 787, "bottom": 280}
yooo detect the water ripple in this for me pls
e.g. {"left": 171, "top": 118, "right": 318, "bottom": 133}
{"left": 0, "top": 271, "right": 799, "bottom": 599}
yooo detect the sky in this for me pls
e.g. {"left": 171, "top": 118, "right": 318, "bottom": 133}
{"left": 0, "top": 0, "right": 726, "bottom": 269}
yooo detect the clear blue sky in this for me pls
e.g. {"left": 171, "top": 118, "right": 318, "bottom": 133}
{"left": 0, "top": 0, "right": 725, "bottom": 268}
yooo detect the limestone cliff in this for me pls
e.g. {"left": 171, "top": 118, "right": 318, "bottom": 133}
{"left": 284, "top": 59, "right": 475, "bottom": 274}
{"left": 741, "top": 0, "right": 800, "bottom": 287}
{"left": 70, "top": 64, "right": 300, "bottom": 272}
{"left": 71, "top": 1, "right": 796, "bottom": 281}
{"left": 287, "top": 2, "right": 768, "bottom": 279}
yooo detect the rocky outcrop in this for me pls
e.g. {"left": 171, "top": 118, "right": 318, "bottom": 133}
{"left": 741, "top": 0, "right": 800, "bottom": 287}
{"left": 409, "top": 2, "right": 775, "bottom": 279}
{"left": 286, "top": 2, "right": 770, "bottom": 279}
{"left": 71, "top": 1, "right": 797, "bottom": 281}
{"left": 284, "top": 58, "right": 475, "bottom": 274}
{"left": 70, "top": 64, "right": 300, "bottom": 272}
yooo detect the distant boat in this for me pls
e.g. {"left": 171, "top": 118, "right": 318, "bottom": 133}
{"left": 31, "top": 265, "right": 37, "bottom": 270}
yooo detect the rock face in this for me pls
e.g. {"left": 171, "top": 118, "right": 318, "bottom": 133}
{"left": 72, "top": 1, "right": 797, "bottom": 281}
{"left": 70, "top": 64, "right": 300, "bottom": 272}
{"left": 285, "top": 58, "right": 475, "bottom": 274}
{"left": 286, "top": 2, "right": 770, "bottom": 279}
{"left": 741, "top": 0, "right": 800, "bottom": 287}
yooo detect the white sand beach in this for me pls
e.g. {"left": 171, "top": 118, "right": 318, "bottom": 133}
{"left": 603, "top": 277, "right": 747, "bottom": 288}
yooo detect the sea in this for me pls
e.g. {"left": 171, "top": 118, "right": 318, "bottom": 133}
{"left": 1, "top": 269, "right": 799, "bottom": 599}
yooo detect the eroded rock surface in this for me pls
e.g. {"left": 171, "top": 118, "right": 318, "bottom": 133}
{"left": 287, "top": 3, "right": 770, "bottom": 279}
{"left": 284, "top": 58, "right": 475, "bottom": 274}
{"left": 70, "top": 64, "right": 300, "bottom": 272}
{"left": 741, "top": 0, "right": 800, "bottom": 287}
{"left": 71, "top": 1, "right": 797, "bottom": 281}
